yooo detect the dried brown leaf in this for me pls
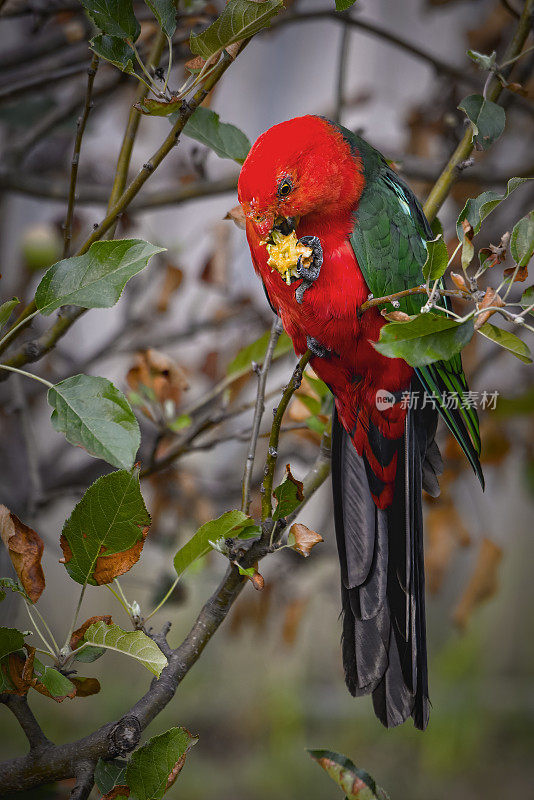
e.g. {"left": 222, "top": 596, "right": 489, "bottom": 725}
{"left": 224, "top": 205, "right": 246, "bottom": 230}
{"left": 281, "top": 597, "right": 309, "bottom": 645}
{"left": 450, "top": 272, "right": 469, "bottom": 291}
{"left": 60, "top": 525, "right": 149, "bottom": 586}
{"left": 127, "top": 349, "right": 189, "bottom": 408}
{"left": 287, "top": 523, "right": 323, "bottom": 557}
{"left": 381, "top": 309, "right": 411, "bottom": 322}
{"left": 156, "top": 264, "right": 184, "bottom": 314}
{"left": 474, "top": 287, "right": 505, "bottom": 330}
{"left": 102, "top": 787, "right": 130, "bottom": 800}
{"left": 503, "top": 264, "right": 528, "bottom": 282}
{"left": 0, "top": 505, "right": 45, "bottom": 603}
{"left": 453, "top": 537, "right": 503, "bottom": 631}
{"left": 70, "top": 677, "right": 101, "bottom": 697}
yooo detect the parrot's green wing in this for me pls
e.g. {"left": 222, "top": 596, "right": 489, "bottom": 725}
{"left": 336, "top": 125, "right": 483, "bottom": 486}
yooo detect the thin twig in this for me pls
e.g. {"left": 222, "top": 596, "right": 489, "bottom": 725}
{"left": 62, "top": 54, "right": 99, "bottom": 259}
{"left": 261, "top": 351, "right": 312, "bottom": 522}
{"left": 241, "top": 318, "right": 283, "bottom": 513}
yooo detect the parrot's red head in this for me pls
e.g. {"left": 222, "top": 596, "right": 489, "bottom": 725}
{"left": 238, "top": 115, "right": 365, "bottom": 240}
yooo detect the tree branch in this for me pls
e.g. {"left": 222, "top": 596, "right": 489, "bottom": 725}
{"left": 0, "top": 362, "right": 331, "bottom": 794}
{"left": 423, "top": 0, "right": 534, "bottom": 221}
{"left": 1, "top": 694, "right": 51, "bottom": 752}
{"left": 261, "top": 351, "right": 312, "bottom": 521}
{"left": 62, "top": 53, "right": 99, "bottom": 258}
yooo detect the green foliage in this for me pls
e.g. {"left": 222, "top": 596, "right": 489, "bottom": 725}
{"left": 273, "top": 467, "right": 304, "bottom": 521}
{"left": 0, "top": 298, "right": 19, "bottom": 329}
{"left": 0, "top": 626, "right": 25, "bottom": 659}
{"left": 458, "top": 94, "right": 505, "bottom": 150}
{"left": 182, "top": 107, "right": 251, "bottom": 164}
{"left": 82, "top": 621, "right": 167, "bottom": 676}
{"left": 82, "top": 0, "right": 140, "bottom": 41}
{"left": 94, "top": 759, "right": 128, "bottom": 795}
{"left": 376, "top": 313, "right": 474, "bottom": 367}
{"left": 335, "top": 0, "right": 358, "bottom": 10}
{"left": 35, "top": 239, "right": 164, "bottom": 315}
{"left": 456, "top": 178, "right": 528, "bottom": 238}
{"left": 48, "top": 375, "right": 140, "bottom": 470}
{"left": 478, "top": 322, "right": 532, "bottom": 364}
{"left": 144, "top": 0, "right": 177, "bottom": 37}
{"left": 189, "top": 0, "right": 283, "bottom": 60}
{"left": 90, "top": 34, "right": 136, "bottom": 74}
{"left": 33, "top": 658, "right": 75, "bottom": 699}
{"left": 173, "top": 511, "right": 260, "bottom": 579}
{"left": 511, "top": 211, "right": 534, "bottom": 267}
{"left": 126, "top": 727, "right": 198, "bottom": 800}
{"left": 60, "top": 470, "right": 150, "bottom": 586}
{"left": 227, "top": 329, "right": 293, "bottom": 376}
{"left": 422, "top": 220, "right": 449, "bottom": 281}
{"left": 308, "top": 750, "right": 389, "bottom": 800}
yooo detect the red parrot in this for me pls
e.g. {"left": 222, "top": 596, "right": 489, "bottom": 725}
{"left": 238, "top": 115, "right": 483, "bottom": 730}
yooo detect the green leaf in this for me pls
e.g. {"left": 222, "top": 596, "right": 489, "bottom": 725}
{"left": 126, "top": 727, "right": 198, "bottom": 800}
{"left": 456, "top": 178, "right": 528, "bottom": 238}
{"left": 423, "top": 222, "right": 449, "bottom": 281}
{"left": 189, "top": 0, "right": 283, "bottom": 60}
{"left": 0, "top": 658, "right": 16, "bottom": 691}
{"left": 511, "top": 211, "right": 534, "bottom": 267}
{"left": 227, "top": 330, "right": 293, "bottom": 376}
{"left": 466, "top": 49, "right": 496, "bottom": 71}
{"left": 308, "top": 749, "right": 389, "bottom": 800}
{"left": 458, "top": 94, "right": 505, "bottom": 150}
{"left": 48, "top": 375, "right": 140, "bottom": 470}
{"left": 0, "top": 298, "right": 19, "bottom": 329}
{"left": 95, "top": 759, "right": 128, "bottom": 795}
{"left": 375, "top": 313, "right": 474, "bottom": 367}
{"left": 272, "top": 466, "right": 304, "bottom": 521}
{"left": 144, "top": 0, "right": 177, "bottom": 37}
{"left": 298, "top": 394, "right": 321, "bottom": 416}
{"left": 181, "top": 107, "right": 251, "bottom": 164}
{"left": 173, "top": 511, "right": 260, "bottom": 578}
{"left": 305, "top": 415, "right": 327, "bottom": 434}
{"left": 73, "top": 644, "right": 106, "bottom": 663}
{"left": 82, "top": 621, "right": 167, "bottom": 676}
{"left": 135, "top": 96, "right": 184, "bottom": 116}
{"left": 520, "top": 286, "right": 534, "bottom": 316}
{"left": 60, "top": 469, "right": 150, "bottom": 586}
{"left": 494, "top": 387, "right": 534, "bottom": 417}
{"left": 90, "top": 34, "right": 136, "bottom": 73}
{"left": 478, "top": 322, "right": 532, "bottom": 364}
{"left": 0, "top": 577, "right": 29, "bottom": 603}
{"left": 33, "top": 659, "right": 75, "bottom": 699}
{"left": 82, "top": 0, "right": 140, "bottom": 40}
{"left": 35, "top": 239, "right": 164, "bottom": 315}
{"left": 335, "top": 0, "right": 358, "bottom": 9}
{"left": 0, "top": 626, "right": 25, "bottom": 660}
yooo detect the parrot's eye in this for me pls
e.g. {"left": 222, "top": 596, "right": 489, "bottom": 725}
{"left": 278, "top": 178, "right": 292, "bottom": 198}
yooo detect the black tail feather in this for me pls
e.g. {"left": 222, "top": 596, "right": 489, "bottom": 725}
{"left": 332, "top": 384, "right": 434, "bottom": 730}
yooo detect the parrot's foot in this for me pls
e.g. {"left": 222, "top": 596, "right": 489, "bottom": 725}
{"left": 306, "top": 335, "right": 331, "bottom": 359}
{"left": 295, "top": 236, "right": 323, "bottom": 304}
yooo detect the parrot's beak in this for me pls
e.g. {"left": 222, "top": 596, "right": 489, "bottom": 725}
{"left": 272, "top": 216, "right": 298, "bottom": 236}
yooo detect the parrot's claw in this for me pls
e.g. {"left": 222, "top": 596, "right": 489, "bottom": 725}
{"left": 295, "top": 236, "right": 323, "bottom": 304}
{"left": 306, "top": 335, "right": 331, "bottom": 359}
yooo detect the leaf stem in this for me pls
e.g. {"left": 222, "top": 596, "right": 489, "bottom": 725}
{"left": 143, "top": 577, "right": 180, "bottom": 624}
{"left": 24, "top": 602, "right": 57, "bottom": 658}
{"left": 105, "top": 582, "right": 131, "bottom": 616}
{"left": 64, "top": 584, "right": 88, "bottom": 651}
{"left": 0, "top": 310, "right": 38, "bottom": 352}
{"left": 0, "top": 364, "right": 53, "bottom": 388}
